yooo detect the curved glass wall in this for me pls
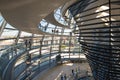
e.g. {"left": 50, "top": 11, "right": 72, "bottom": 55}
{"left": 38, "top": 19, "right": 72, "bottom": 36}
{"left": 1, "top": 0, "right": 119, "bottom": 80}
{"left": 54, "top": 7, "right": 68, "bottom": 26}
{"left": 0, "top": 12, "right": 83, "bottom": 80}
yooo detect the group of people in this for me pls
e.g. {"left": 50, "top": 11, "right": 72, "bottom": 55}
{"left": 25, "top": 39, "right": 32, "bottom": 49}
{"left": 71, "top": 67, "right": 81, "bottom": 80}
{"left": 52, "top": 29, "right": 59, "bottom": 33}
{"left": 60, "top": 74, "right": 67, "bottom": 80}
{"left": 71, "top": 67, "right": 89, "bottom": 80}
{"left": 71, "top": 67, "right": 80, "bottom": 77}
{"left": 60, "top": 67, "right": 81, "bottom": 80}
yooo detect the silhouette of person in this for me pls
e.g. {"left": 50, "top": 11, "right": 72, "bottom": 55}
{"left": 61, "top": 75, "right": 64, "bottom": 80}
{"left": 25, "top": 40, "right": 28, "bottom": 48}
{"left": 28, "top": 39, "right": 32, "bottom": 49}
{"left": 72, "top": 69, "right": 74, "bottom": 76}
{"left": 64, "top": 74, "right": 67, "bottom": 80}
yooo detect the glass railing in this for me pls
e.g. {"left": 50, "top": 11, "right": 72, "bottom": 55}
{"left": 0, "top": 41, "right": 41, "bottom": 80}
{"left": 38, "top": 24, "right": 71, "bottom": 36}
{"left": 13, "top": 52, "right": 86, "bottom": 80}
{"left": 0, "top": 43, "right": 26, "bottom": 80}
{"left": 0, "top": 39, "right": 83, "bottom": 80}
{"left": 16, "top": 54, "right": 56, "bottom": 80}
{"left": 0, "top": 43, "right": 25, "bottom": 57}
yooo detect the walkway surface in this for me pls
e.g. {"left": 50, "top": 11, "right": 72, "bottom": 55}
{"left": 34, "top": 62, "right": 93, "bottom": 80}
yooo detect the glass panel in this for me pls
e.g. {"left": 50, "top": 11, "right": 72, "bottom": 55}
{"left": 30, "top": 49, "right": 40, "bottom": 58}
{"left": 61, "top": 37, "right": 69, "bottom": 52}
{"left": 41, "top": 46, "right": 50, "bottom": 54}
{"left": 0, "top": 15, "right": 4, "bottom": 27}
{"left": 0, "top": 29, "right": 18, "bottom": 39}
{"left": 43, "top": 35, "right": 52, "bottom": 41}
{"left": 54, "top": 7, "right": 68, "bottom": 26}
{"left": 0, "top": 39, "right": 15, "bottom": 50}
{"left": 18, "top": 38, "right": 25, "bottom": 43}
{"left": 20, "top": 31, "right": 32, "bottom": 37}
{"left": 46, "top": 24, "right": 56, "bottom": 33}
{"left": 40, "top": 19, "right": 48, "bottom": 27}
{"left": 5, "top": 23, "right": 16, "bottom": 29}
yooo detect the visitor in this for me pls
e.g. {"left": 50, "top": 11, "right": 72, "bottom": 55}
{"left": 60, "top": 75, "right": 64, "bottom": 80}
{"left": 28, "top": 39, "right": 32, "bottom": 49}
{"left": 25, "top": 39, "right": 28, "bottom": 48}
{"left": 26, "top": 54, "right": 31, "bottom": 66}
{"left": 64, "top": 74, "right": 67, "bottom": 80}
{"left": 78, "top": 67, "right": 80, "bottom": 73}
{"left": 72, "top": 69, "right": 74, "bottom": 76}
